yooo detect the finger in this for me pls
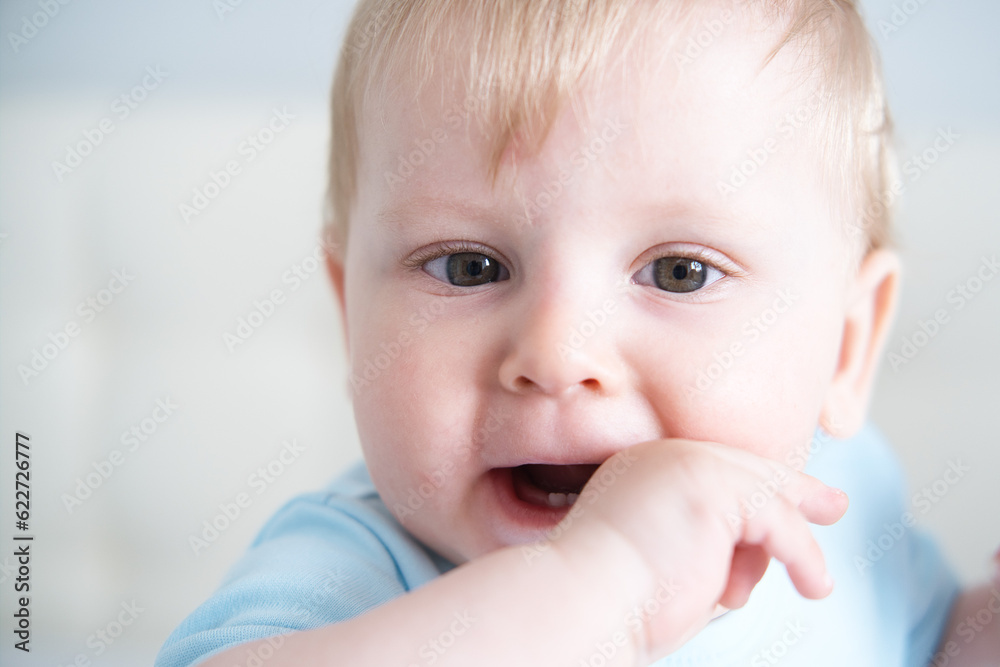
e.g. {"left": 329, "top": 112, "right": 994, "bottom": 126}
{"left": 718, "top": 545, "right": 770, "bottom": 609}
{"left": 704, "top": 444, "right": 850, "bottom": 527}
{"left": 798, "top": 485, "right": 849, "bottom": 526}
{"left": 742, "top": 496, "right": 834, "bottom": 600}
{"left": 751, "top": 464, "right": 849, "bottom": 527}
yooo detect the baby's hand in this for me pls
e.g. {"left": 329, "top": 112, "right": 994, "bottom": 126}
{"left": 553, "top": 439, "right": 848, "bottom": 662}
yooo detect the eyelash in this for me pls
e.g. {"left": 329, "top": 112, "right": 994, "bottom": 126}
{"left": 405, "top": 242, "right": 740, "bottom": 293}
{"left": 402, "top": 241, "right": 500, "bottom": 270}
{"left": 632, "top": 248, "right": 730, "bottom": 293}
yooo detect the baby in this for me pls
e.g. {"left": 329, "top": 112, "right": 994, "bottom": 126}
{"left": 157, "top": 1, "right": 1000, "bottom": 665}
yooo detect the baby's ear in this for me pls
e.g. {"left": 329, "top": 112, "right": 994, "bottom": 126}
{"left": 820, "top": 248, "right": 902, "bottom": 438}
{"left": 324, "top": 244, "right": 349, "bottom": 352}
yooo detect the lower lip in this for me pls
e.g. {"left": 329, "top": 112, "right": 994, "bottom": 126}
{"left": 484, "top": 468, "right": 573, "bottom": 540}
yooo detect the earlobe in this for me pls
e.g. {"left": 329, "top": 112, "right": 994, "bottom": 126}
{"left": 820, "top": 248, "right": 902, "bottom": 438}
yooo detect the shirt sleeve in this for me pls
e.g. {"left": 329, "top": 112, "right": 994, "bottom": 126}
{"left": 903, "top": 529, "right": 961, "bottom": 667}
{"left": 155, "top": 465, "right": 449, "bottom": 667}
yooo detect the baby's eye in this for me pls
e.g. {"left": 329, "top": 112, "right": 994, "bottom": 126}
{"left": 424, "top": 252, "right": 510, "bottom": 287}
{"left": 633, "top": 256, "right": 724, "bottom": 293}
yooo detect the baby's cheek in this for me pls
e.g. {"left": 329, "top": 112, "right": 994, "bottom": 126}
{"left": 642, "top": 311, "right": 838, "bottom": 463}
{"left": 354, "top": 328, "right": 480, "bottom": 477}
{"left": 715, "top": 320, "right": 840, "bottom": 460}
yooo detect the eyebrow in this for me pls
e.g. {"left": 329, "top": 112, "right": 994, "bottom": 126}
{"left": 376, "top": 192, "right": 768, "bottom": 244}
{"left": 376, "top": 196, "right": 516, "bottom": 235}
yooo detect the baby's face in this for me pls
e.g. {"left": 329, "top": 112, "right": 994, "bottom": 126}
{"left": 338, "top": 22, "right": 856, "bottom": 563}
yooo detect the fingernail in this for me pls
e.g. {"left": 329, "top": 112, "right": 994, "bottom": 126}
{"left": 828, "top": 487, "right": 848, "bottom": 501}
{"left": 824, "top": 572, "right": 835, "bottom": 590}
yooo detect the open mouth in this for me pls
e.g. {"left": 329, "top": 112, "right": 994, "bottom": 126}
{"left": 509, "top": 463, "right": 600, "bottom": 509}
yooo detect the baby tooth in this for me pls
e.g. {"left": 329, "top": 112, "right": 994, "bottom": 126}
{"left": 566, "top": 493, "right": 579, "bottom": 506}
{"left": 547, "top": 492, "right": 568, "bottom": 508}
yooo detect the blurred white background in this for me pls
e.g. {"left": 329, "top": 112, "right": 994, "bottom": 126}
{"left": 0, "top": 0, "right": 997, "bottom": 665}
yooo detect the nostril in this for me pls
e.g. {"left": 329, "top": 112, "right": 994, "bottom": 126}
{"left": 511, "top": 376, "right": 600, "bottom": 394}
{"left": 513, "top": 376, "right": 538, "bottom": 392}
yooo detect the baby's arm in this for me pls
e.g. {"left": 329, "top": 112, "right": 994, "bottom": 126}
{"left": 933, "top": 556, "right": 1000, "bottom": 665}
{"left": 200, "top": 440, "right": 847, "bottom": 667}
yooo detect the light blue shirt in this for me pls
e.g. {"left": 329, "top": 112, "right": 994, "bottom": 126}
{"left": 156, "top": 424, "right": 959, "bottom": 667}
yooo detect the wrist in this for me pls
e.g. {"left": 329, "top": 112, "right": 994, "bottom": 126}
{"left": 550, "top": 517, "right": 659, "bottom": 662}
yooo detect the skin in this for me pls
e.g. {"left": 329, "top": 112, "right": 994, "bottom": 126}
{"left": 205, "top": 10, "right": 995, "bottom": 667}
{"left": 337, "top": 24, "right": 864, "bottom": 566}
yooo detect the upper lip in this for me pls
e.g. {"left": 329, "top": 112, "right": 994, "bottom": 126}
{"left": 496, "top": 457, "right": 607, "bottom": 468}
{"left": 475, "top": 405, "right": 662, "bottom": 469}
{"left": 483, "top": 439, "right": 640, "bottom": 470}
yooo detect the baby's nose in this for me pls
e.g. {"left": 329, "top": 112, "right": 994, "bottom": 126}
{"left": 496, "top": 286, "right": 625, "bottom": 397}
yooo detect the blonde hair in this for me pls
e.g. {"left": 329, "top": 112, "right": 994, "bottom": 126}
{"left": 326, "top": 0, "right": 894, "bottom": 258}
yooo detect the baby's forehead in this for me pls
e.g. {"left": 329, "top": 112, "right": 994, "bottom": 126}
{"left": 363, "top": 68, "right": 838, "bottom": 274}
{"left": 330, "top": 1, "right": 887, "bottom": 266}
{"left": 364, "top": 6, "right": 827, "bottom": 172}
{"left": 361, "top": 20, "right": 828, "bottom": 209}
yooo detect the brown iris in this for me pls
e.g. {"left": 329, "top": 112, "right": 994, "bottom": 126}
{"left": 653, "top": 257, "right": 706, "bottom": 293}
{"left": 446, "top": 253, "right": 503, "bottom": 286}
